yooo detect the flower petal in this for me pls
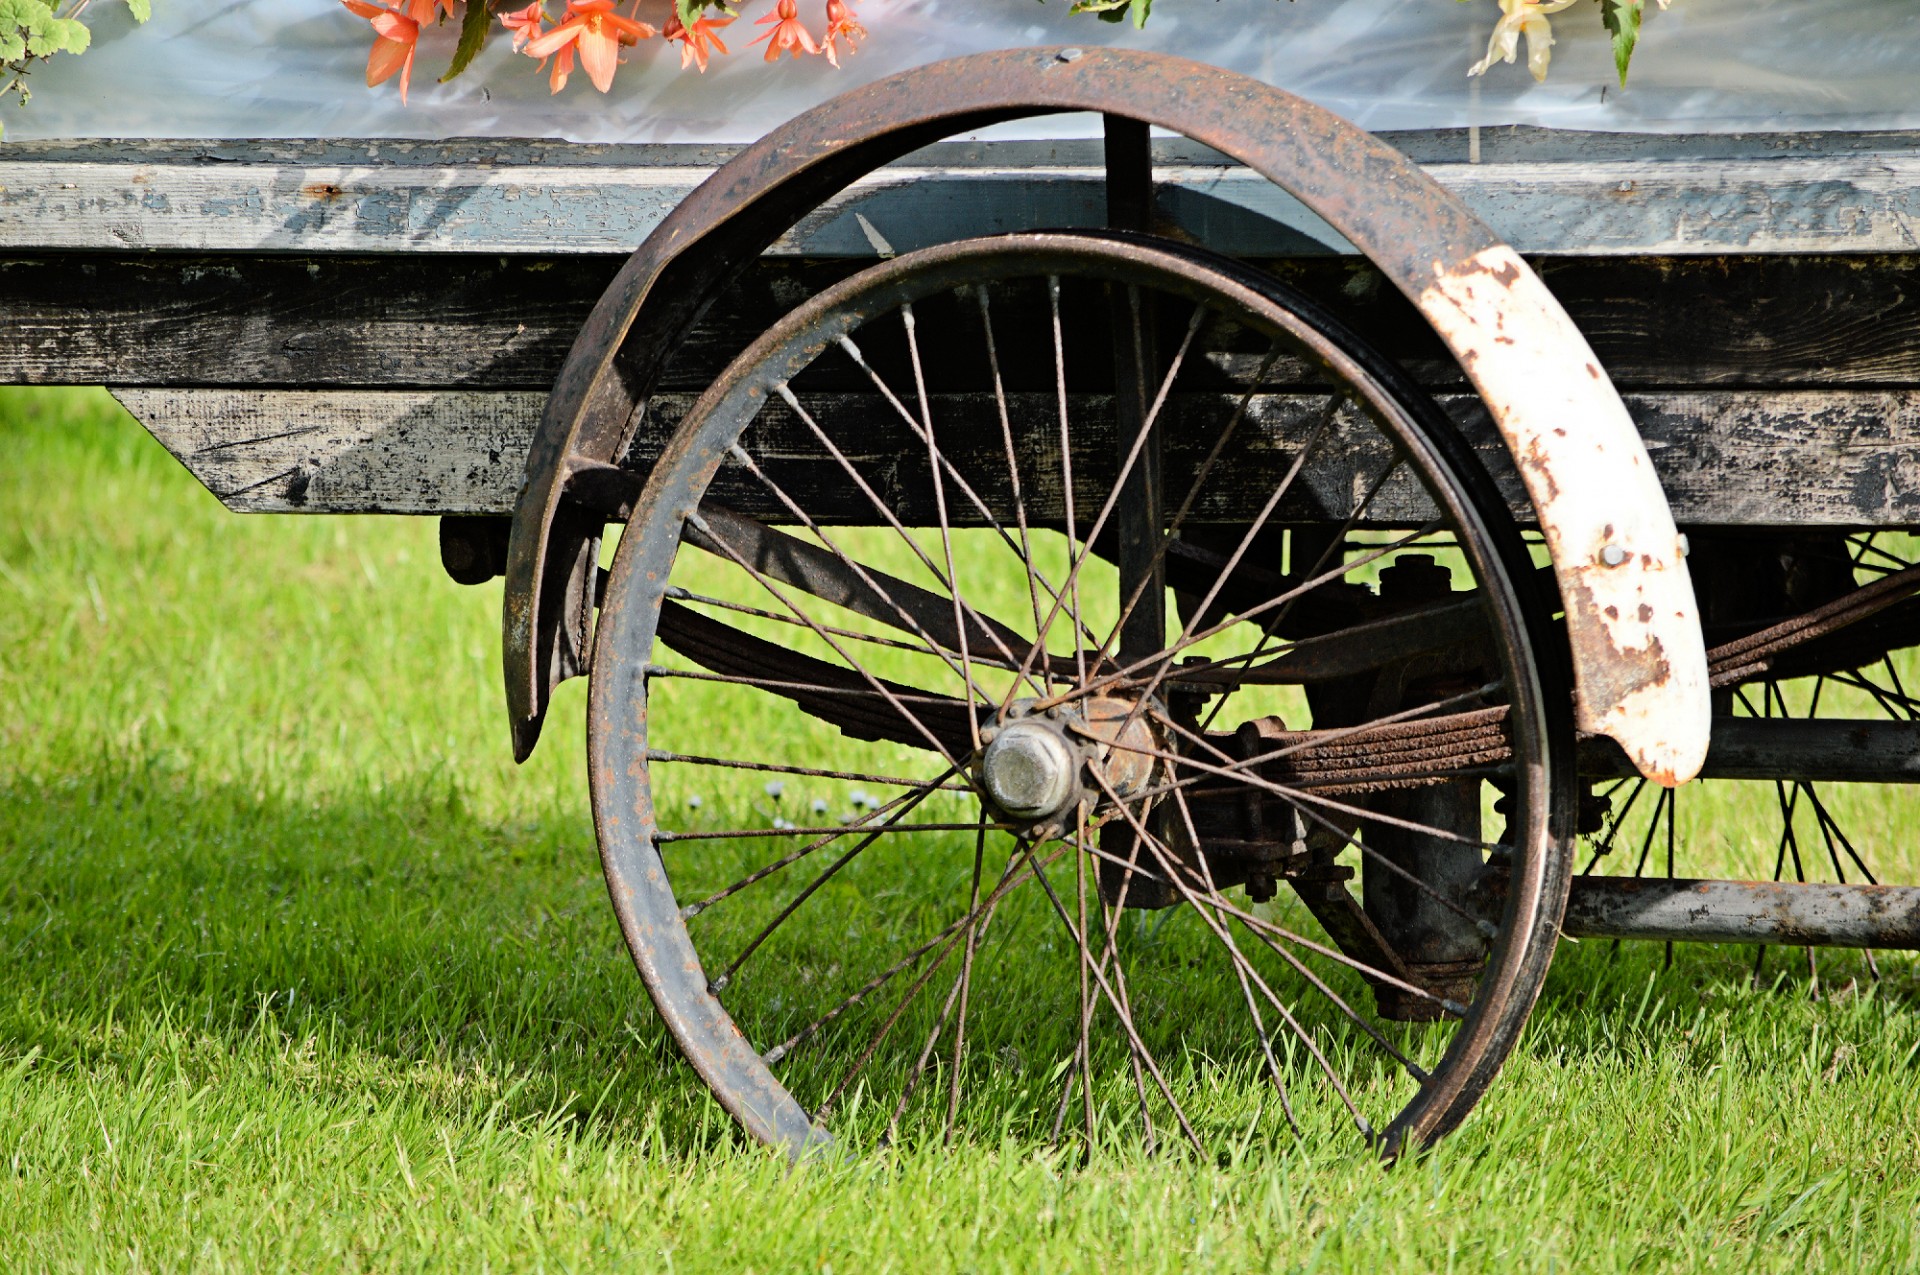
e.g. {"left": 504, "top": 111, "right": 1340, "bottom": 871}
{"left": 523, "top": 21, "right": 580, "bottom": 57}
{"left": 578, "top": 25, "right": 619, "bottom": 91}
{"left": 367, "top": 34, "right": 411, "bottom": 85}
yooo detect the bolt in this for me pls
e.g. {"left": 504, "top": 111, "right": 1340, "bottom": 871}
{"left": 1678, "top": 533, "right": 1691, "bottom": 558}
{"left": 1600, "top": 543, "right": 1629, "bottom": 567}
{"left": 1056, "top": 47, "right": 1082, "bottom": 62}
{"left": 980, "top": 720, "right": 1079, "bottom": 820}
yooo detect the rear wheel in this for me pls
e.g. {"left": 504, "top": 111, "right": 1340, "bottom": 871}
{"left": 588, "top": 231, "right": 1575, "bottom": 1157}
{"left": 1579, "top": 531, "right": 1920, "bottom": 989}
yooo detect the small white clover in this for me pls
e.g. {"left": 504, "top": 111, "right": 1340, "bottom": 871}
{"left": 764, "top": 780, "right": 785, "bottom": 799}
{"left": 687, "top": 794, "right": 704, "bottom": 810}
{"left": 811, "top": 798, "right": 829, "bottom": 815}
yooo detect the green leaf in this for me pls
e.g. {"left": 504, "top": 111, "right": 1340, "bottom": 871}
{"left": 1601, "top": 0, "right": 1641, "bottom": 87}
{"left": 0, "top": 0, "right": 53, "bottom": 26}
{"left": 678, "top": 0, "right": 728, "bottom": 30}
{"left": 125, "top": 0, "right": 152, "bottom": 23}
{"left": 27, "top": 14, "right": 88, "bottom": 57}
{"left": 441, "top": 0, "right": 492, "bottom": 82}
{"left": 1065, "top": 0, "right": 1152, "bottom": 27}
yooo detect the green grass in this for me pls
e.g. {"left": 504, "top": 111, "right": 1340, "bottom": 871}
{"left": 3, "top": 387, "right": 1919, "bottom": 1271}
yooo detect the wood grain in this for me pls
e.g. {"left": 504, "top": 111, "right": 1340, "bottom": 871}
{"left": 12, "top": 253, "right": 1920, "bottom": 391}
{"left": 119, "top": 387, "right": 1920, "bottom": 528}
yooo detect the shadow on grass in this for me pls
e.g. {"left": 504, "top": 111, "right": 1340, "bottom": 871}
{"left": 6, "top": 759, "right": 1913, "bottom": 1156}
{"left": 0, "top": 762, "right": 759, "bottom": 1153}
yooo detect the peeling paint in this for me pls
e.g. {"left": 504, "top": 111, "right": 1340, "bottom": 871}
{"left": 1418, "top": 244, "right": 1711, "bottom": 786}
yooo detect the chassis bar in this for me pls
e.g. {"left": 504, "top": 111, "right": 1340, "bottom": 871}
{"left": 1558, "top": 877, "right": 1920, "bottom": 949}
{"left": 1583, "top": 717, "right": 1920, "bottom": 785}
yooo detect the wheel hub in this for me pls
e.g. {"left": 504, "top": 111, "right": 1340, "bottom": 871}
{"left": 975, "top": 695, "right": 1160, "bottom": 838}
{"left": 979, "top": 720, "right": 1080, "bottom": 820}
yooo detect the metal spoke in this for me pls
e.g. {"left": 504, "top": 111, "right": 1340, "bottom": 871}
{"left": 710, "top": 781, "right": 967, "bottom": 992}
{"left": 884, "top": 962, "right": 968, "bottom": 1144}
{"left": 683, "top": 508, "right": 965, "bottom": 767}
{"left": 660, "top": 823, "right": 1002, "bottom": 843}
{"left": 902, "top": 300, "right": 986, "bottom": 751}
{"left": 1010, "top": 302, "right": 1206, "bottom": 711}
{"left": 678, "top": 767, "right": 962, "bottom": 919}
{"left": 668, "top": 585, "right": 1024, "bottom": 669}
{"left": 815, "top": 840, "right": 1041, "bottom": 1124}
{"left": 648, "top": 749, "right": 970, "bottom": 793}
{"left": 1026, "top": 851, "right": 1206, "bottom": 1154}
{"left": 1126, "top": 683, "right": 1504, "bottom": 808}
{"left": 1092, "top": 774, "right": 1374, "bottom": 1136}
{"left": 1070, "top": 834, "right": 1468, "bottom": 1019}
{"left": 1097, "top": 342, "right": 1288, "bottom": 680}
{"left": 945, "top": 820, "right": 992, "bottom": 1144}
{"left": 1171, "top": 787, "right": 1428, "bottom": 1085}
{"left": 1075, "top": 803, "right": 1096, "bottom": 1145}
{"left": 1166, "top": 787, "right": 1299, "bottom": 1130}
{"left": 763, "top": 841, "right": 1067, "bottom": 1067}
{"left": 646, "top": 664, "right": 966, "bottom": 706}
{"left": 832, "top": 331, "right": 1100, "bottom": 658}
{"left": 1115, "top": 398, "right": 1347, "bottom": 729}
{"left": 1196, "top": 457, "right": 1410, "bottom": 735}
{"left": 1137, "top": 712, "right": 1512, "bottom": 870}
{"left": 973, "top": 285, "right": 1053, "bottom": 689}
{"left": 1051, "top": 276, "right": 1091, "bottom": 691}
{"left": 1032, "top": 519, "right": 1447, "bottom": 713}
{"left": 729, "top": 431, "right": 1017, "bottom": 705}
{"left": 889, "top": 831, "right": 1007, "bottom": 1146}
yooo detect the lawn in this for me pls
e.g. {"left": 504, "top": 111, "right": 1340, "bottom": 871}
{"left": 2, "top": 387, "right": 1918, "bottom": 1272}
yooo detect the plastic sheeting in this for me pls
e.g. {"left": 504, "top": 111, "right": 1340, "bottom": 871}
{"left": 8, "top": 0, "right": 1920, "bottom": 142}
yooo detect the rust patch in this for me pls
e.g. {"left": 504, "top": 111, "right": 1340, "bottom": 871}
{"left": 1563, "top": 577, "right": 1673, "bottom": 708}
{"left": 302, "top": 183, "right": 344, "bottom": 200}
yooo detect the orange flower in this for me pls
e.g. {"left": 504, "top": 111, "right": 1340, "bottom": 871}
{"left": 524, "top": 0, "right": 656, "bottom": 93}
{"left": 341, "top": 0, "right": 422, "bottom": 104}
{"left": 821, "top": 0, "right": 863, "bottom": 67}
{"left": 499, "top": 2, "right": 546, "bottom": 51}
{"left": 664, "top": 10, "right": 733, "bottom": 73}
{"left": 752, "top": 0, "right": 818, "bottom": 62}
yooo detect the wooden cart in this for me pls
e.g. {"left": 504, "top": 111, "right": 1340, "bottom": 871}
{"left": 10, "top": 48, "right": 1920, "bottom": 1157}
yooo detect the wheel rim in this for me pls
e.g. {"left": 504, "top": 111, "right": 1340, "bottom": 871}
{"left": 589, "top": 232, "right": 1572, "bottom": 1157}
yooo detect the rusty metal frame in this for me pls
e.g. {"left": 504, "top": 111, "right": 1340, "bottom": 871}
{"left": 501, "top": 45, "right": 1710, "bottom": 786}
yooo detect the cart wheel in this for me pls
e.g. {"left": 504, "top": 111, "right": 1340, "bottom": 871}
{"left": 1580, "top": 531, "right": 1920, "bottom": 986}
{"left": 588, "top": 231, "right": 1574, "bottom": 1157}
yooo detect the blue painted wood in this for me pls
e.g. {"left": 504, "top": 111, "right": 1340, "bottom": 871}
{"left": 5, "top": 131, "right": 1920, "bottom": 257}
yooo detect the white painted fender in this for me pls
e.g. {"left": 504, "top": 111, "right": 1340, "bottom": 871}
{"left": 1418, "top": 245, "right": 1710, "bottom": 787}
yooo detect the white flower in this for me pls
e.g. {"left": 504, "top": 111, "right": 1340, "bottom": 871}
{"left": 1469, "top": 0, "right": 1580, "bottom": 83}
{"left": 764, "top": 780, "right": 785, "bottom": 799}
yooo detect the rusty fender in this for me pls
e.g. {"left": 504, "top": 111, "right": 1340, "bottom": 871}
{"left": 1419, "top": 250, "right": 1707, "bottom": 785}
{"left": 500, "top": 45, "right": 1710, "bottom": 786}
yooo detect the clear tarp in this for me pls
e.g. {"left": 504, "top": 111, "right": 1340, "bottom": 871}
{"left": 9, "top": 0, "right": 1920, "bottom": 142}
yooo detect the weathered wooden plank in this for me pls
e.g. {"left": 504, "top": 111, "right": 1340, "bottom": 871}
{"left": 118, "top": 387, "right": 1920, "bottom": 528}
{"left": 20, "top": 253, "right": 1920, "bottom": 391}
{"left": 116, "top": 389, "right": 547, "bottom": 515}
{"left": 8, "top": 132, "right": 1920, "bottom": 257}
